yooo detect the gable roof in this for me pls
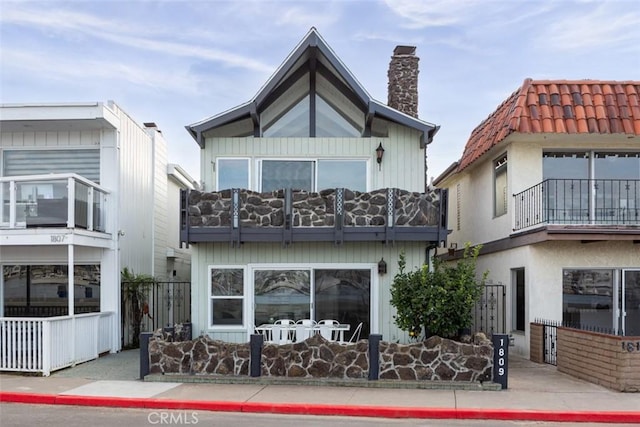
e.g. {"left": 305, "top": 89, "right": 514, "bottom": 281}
{"left": 186, "top": 28, "right": 439, "bottom": 148}
{"left": 457, "top": 79, "right": 640, "bottom": 171}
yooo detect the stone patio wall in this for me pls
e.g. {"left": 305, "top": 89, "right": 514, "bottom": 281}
{"left": 148, "top": 332, "right": 493, "bottom": 382}
{"left": 186, "top": 188, "right": 439, "bottom": 228}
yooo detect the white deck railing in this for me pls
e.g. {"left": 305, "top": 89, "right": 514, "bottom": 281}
{"left": 0, "top": 312, "right": 115, "bottom": 376}
{"left": 0, "top": 173, "right": 110, "bottom": 232}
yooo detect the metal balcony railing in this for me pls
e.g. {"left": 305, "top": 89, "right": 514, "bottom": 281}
{"left": 514, "top": 179, "right": 640, "bottom": 231}
{"left": 0, "top": 174, "right": 109, "bottom": 232}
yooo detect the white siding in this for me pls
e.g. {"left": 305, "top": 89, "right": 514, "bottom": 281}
{"left": 191, "top": 241, "right": 428, "bottom": 343}
{"left": 201, "top": 131, "right": 425, "bottom": 193}
{"left": 151, "top": 129, "right": 169, "bottom": 280}
{"left": 114, "top": 107, "right": 155, "bottom": 277}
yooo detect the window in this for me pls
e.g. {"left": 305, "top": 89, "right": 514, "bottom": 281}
{"left": 2, "top": 264, "right": 100, "bottom": 317}
{"left": 261, "top": 160, "right": 315, "bottom": 192}
{"left": 543, "top": 151, "right": 640, "bottom": 223}
{"left": 3, "top": 149, "right": 100, "bottom": 183}
{"left": 512, "top": 268, "right": 525, "bottom": 332}
{"left": 254, "top": 269, "right": 311, "bottom": 325}
{"left": 317, "top": 160, "right": 366, "bottom": 191}
{"left": 494, "top": 154, "right": 507, "bottom": 217}
{"left": 263, "top": 95, "right": 310, "bottom": 138}
{"left": 251, "top": 265, "right": 372, "bottom": 339}
{"left": 262, "top": 93, "right": 362, "bottom": 138}
{"left": 562, "top": 269, "right": 613, "bottom": 328}
{"left": 217, "top": 158, "right": 250, "bottom": 190}
{"left": 215, "top": 158, "right": 368, "bottom": 192}
{"left": 209, "top": 267, "right": 244, "bottom": 327}
{"left": 315, "top": 95, "right": 361, "bottom": 137}
{"left": 456, "top": 183, "right": 461, "bottom": 231}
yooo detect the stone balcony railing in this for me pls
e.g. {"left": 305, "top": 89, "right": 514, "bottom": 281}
{"left": 180, "top": 188, "right": 448, "bottom": 245}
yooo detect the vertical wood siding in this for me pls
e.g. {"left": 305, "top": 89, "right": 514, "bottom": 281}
{"left": 201, "top": 129, "right": 425, "bottom": 193}
{"left": 191, "top": 241, "right": 427, "bottom": 343}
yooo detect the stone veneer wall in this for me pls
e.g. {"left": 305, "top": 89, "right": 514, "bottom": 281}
{"left": 187, "top": 188, "right": 438, "bottom": 228}
{"left": 379, "top": 336, "right": 492, "bottom": 381}
{"left": 148, "top": 332, "right": 493, "bottom": 383}
{"left": 556, "top": 327, "right": 640, "bottom": 392}
{"left": 387, "top": 46, "right": 419, "bottom": 118}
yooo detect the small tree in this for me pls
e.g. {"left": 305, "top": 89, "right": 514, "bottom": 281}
{"left": 390, "top": 243, "right": 487, "bottom": 340}
{"left": 121, "top": 267, "right": 155, "bottom": 348}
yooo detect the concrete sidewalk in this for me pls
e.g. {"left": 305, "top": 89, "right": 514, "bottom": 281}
{"left": 1, "top": 351, "right": 639, "bottom": 423}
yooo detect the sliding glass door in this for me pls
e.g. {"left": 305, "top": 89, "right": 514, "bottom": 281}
{"left": 621, "top": 270, "right": 640, "bottom": 336}
{"left": 252, "top": 265, "right": 372, "bottom": 339}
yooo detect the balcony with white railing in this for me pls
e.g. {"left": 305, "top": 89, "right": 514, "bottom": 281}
{"left": 514, "top": 179, "right": 640, "bottom": 232}
{"left": 0, "top": 174, "right": 109, "bottom": 233}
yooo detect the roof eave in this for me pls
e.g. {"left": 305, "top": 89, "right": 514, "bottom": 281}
{"left": 369, "top": 100, "right": 439, "bottom": 147}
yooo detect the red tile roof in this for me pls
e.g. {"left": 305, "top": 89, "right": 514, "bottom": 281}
{"left": 457, "top": 79, "right": 640, "bottom": 171}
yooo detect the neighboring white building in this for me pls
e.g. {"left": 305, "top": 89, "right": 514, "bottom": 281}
{"left": 181, "top": 29, "right": 447, "bottom": 343}
{"left": 0, "top": 102, "right": 196, "bottom": 375}
{"left": 433, "top": 79, "right": 640, "bottom": 357}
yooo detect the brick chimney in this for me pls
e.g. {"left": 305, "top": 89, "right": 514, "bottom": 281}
{"left": 387, "top": 46, "right": 419, "bottom": 118}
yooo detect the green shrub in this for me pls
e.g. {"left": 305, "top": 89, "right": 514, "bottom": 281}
{"left": 390, "top": 243, "right": 487, "bottom": 340}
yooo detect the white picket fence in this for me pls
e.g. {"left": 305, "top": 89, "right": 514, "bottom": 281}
{"left": 0, "top": 312, "right": 114, "bottom": 376}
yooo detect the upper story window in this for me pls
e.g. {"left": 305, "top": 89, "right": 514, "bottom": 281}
{"left": 217, "top": 158, "right": 250, "bottom": 190}
{"left": 216, "top": 157, "right": 367, "bottom": 192}
{"left": 494, "top": 154, "right": 507, "bottom": 217}
{"left": 543, "top": 151, "right": 640, "bottom": 180}
{"left": 2, "top": 149, "right": 100, "bottom": 183}
{"left": 262, "top": 94, "right": 362, "bottom": 138}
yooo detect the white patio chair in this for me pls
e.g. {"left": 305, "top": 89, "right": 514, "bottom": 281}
{"left": 270, "top": 324, "right": 292, "bottom": 345}
{"left": 346, "top": 322, "right": 363, "bottom": 344}
{"left": 317, "top": 319, "right": 339, "bottom": 341}
{"left": 294, "top": 319, "right": 317, "bottom": 342}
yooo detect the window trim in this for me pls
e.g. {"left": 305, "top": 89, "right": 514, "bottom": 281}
{"left": 247, "top": 262, "right": 378, "bottom": 337}
{"left": 257, "top": 157, "right": 369, "bottom": 192}
{"left": 208, "top": 265, "right": 247, "bottom": 330}
{"left": 216, "top": 157, "right": 251, "bottom": 191}
{"left": 493, "top": 153, "right": 508, "bottom": 218}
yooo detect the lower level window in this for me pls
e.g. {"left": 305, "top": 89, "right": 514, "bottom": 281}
{"left": 2, "top": 264, "right": 100, "bottom": 317}
{"left": 209, "top": 267, "right": 244, "bottom": 326}
{"left": 562, "top": 269, "right": 612, "bottom": 327}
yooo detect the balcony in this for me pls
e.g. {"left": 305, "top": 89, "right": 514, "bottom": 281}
{"left": 181, "top": 188, "right": 448, "bottom": 245}
{"left": 1, "top": 174, "right": 109, "bottom": 232}
{"left": 514, "top": 179, "right": 640, "bottom": 231}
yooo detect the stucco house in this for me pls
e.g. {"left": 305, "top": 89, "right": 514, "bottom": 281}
{"left": 181, "top": 28, "right": 448, "bottom": 343}
{"left": 433, "top": 79, "right": 640, "bottom": 357}
{"left": 0, "top": 102, "right": 196, "bottom": 375}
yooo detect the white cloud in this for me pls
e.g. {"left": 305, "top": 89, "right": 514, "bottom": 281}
{"left": 383, "top": 0, "right": 491, "bottom": 28}
{"left": 539, "top": 4, "right": 640, "bottom": 52}
{"left": 1, "top": 5, "right": 274, "bottom": 73}
{"left": 1, "top": 48, "right": 199, "bottom": 93}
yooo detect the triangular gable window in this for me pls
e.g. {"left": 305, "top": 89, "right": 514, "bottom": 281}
{"left": 263, "top": 95, "right": 310, "bottom": 138}
{"left": 262, "top": 94, "right": 361, "bottom": 138}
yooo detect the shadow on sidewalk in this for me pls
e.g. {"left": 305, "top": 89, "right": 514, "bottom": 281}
{"left": 51, "top": 349, "right": 140, "bottom": 381}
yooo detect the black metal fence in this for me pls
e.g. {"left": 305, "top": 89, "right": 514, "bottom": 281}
{"left": 514, "top": 178, "right": 640, "bottom": 230}
{"left": 471, "top": 281, "right": 506, "bottom": 336}
{"left": 534, "top": 318, "right": 623, "bottom": 366}
{"left": 121, "top": 281, "right": 191, "bottom": 348}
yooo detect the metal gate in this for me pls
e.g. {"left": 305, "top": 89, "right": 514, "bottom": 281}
{"left": 121, "top": 281, "right": 191, "bottom": 348}
{"left": 534, "top": 318, "right": 558, "bottom": 365}
{"left": 471, "top": 281, "right": 506, "bottom": 335}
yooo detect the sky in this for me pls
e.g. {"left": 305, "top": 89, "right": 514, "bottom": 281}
{"left": 1, "top": 0, "right": 639, "bottom": 184}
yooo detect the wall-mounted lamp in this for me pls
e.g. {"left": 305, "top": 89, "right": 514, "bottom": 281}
{"left": 376, "top": 142, "right": 385, "bottom": 170}
{"left": 378, "top": 257, "right": 387, "bottom": 275}
{"left": 448, "top": 242, "right": 458, "bottom": 256}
